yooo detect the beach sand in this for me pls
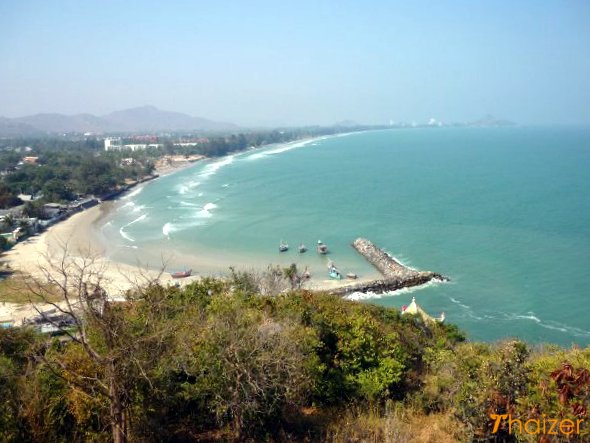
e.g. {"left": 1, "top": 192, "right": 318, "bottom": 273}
{"left": 0, "top": 199, "right": 197, "bottom": 324}
{"left": 0, "top": 153, "right": 378, "bottom": 324}
{"left": 3, "top": 203, "right": 164, "bottom": 286}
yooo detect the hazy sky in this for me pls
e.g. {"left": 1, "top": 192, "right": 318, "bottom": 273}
{"left": 1, "top": 1, "right": 589, "bottom": 126}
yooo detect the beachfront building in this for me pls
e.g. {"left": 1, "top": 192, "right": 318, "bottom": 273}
{"left": 104, "top": 137, "right": 123, "bottom": 151}
{"left": 22, "top": 156, "right": 39, "bottom": 165}
{"left": 104, "top": 137, "right": 161, "bottom": 151}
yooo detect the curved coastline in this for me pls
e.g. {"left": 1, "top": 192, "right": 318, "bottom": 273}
{"left": 93, "top": 133, "right": 380, "bottom": 284}
{"left": 3, "top": 133, "right": 371, "bottom": 306}
{"left": 4, "top": 127, "right": 590, "bottom": 346}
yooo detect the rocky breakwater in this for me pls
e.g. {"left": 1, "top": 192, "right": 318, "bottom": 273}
{"left": 328, "top": 238, "right": 448, "bottom": 297}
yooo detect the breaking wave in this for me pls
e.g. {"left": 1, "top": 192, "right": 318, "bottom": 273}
{"left": 245, "top": 138, "right": 318, "bottom": 161}
{"left": 197, "top": 202, "right": 217, "bottom": 218}
{"left": 344, "top": 278, "right": 446, "bottom": 301}
{"left": 162, "top": 222, "right": 174, "bottom": 237}
{"left": 122, "top": 186, "right": 143, "bottom": 199}
{"left": 199, "top": 156, "right": 235, "bottom": 178}
{"left": 119, "top": 214, "right": 147, "bottom": 242}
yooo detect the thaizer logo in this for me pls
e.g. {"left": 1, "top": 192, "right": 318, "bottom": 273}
{"left": 490, "top": 413, "right": 584, "bottom": 437}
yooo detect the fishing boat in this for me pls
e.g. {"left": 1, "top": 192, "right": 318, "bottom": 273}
{"left": 316, "top": 240, "right": 328, "bottom": 254}
{"left": 279, "top": 240, "right": 289, "bottom": 252}
{"left": 298, "top": 243, "right": 307, "bottom": 253}
{"left": 328, "top": 261, "right": 342, "bottom": 280}
{"left": 171, "top": 269, "right": 192, "bottom": 278}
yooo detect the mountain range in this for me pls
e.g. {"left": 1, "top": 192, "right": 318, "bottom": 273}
{"left": 0, "top": 106, "right": 238, "bottom": 136}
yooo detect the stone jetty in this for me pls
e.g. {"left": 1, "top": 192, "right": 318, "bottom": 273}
{"left": 327, "top": 238, "right": 448, "bottom": 297}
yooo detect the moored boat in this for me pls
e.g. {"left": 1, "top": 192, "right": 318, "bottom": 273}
{"left": 279, "top": 240, "right": 289, "bottom": 252}
{"left": 298, "top": 243, "right": 307, "bottom": 253}
{"left": 316, "top": 240, "right": 328, "bottom": 254}
{"left": 328, "top": 261, "right": 342, "bottom": 280}
{"left": 171, "top": 269, "right": 192, "bottom": 278}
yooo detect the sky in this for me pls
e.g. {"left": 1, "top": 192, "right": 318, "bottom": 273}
{"left": 1, "top": 0, "right": 589, "bottom": 126}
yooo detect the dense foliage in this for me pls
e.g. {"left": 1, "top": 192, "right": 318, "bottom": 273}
{"left": 0, "top": 272, "right": 588, "bottom": 442}
{"left": 0, "top": 125, "right": 378, "bottom": 206}
{"left": 0, "top": 150, "right": 153, "bottom": 203}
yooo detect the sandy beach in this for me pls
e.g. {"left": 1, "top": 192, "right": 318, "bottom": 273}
{"left": 0, "top": 150, "right": 380, "bottom": 325}
{"left": 0, "top": 161, "right": 206, "bottom": 325}
{"left": 0, "top": 202, "right": 195, "bottom": 325}
{"left": 0, "top": 198, "right": 378, "bottom": 324}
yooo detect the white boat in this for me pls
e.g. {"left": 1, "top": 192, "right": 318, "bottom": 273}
{"left": 317, "top": 240, "right": 328, "bottom": 254}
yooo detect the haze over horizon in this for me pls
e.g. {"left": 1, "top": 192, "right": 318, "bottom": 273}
{"left": 1, "top": 1, "right": 589, "bottom": 127}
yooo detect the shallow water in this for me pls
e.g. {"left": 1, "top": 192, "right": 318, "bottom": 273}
{"left": 101, "top": 127, "right": 590, "bottom": 346}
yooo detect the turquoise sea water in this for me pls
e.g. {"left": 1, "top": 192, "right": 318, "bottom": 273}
{"left": 100, "top": 127, "right": 590, "bottom": 346}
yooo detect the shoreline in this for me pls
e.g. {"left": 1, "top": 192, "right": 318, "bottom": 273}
{"left": 0, "top": 134, "right": 369, "bottom": 323}
{"left": 0, "top": 157, "right": 209, "bottom": 325}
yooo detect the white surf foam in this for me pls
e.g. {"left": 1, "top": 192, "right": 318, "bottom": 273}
{"left": 478, "top": 311, "right": 590, "bottom": 338}
{"left": 119, "top": 228, "right": 135, "bottom": 242}
{"left": 543, "top": 323, "right": 590, "bottom": 337}
{"left": 245, "top": 139, "right": 317, "bottom": 161}
{"left": 344, "top": 278, "right": 445, "bottom": 301}
{"left": 197, "top": 202, "right": 217, "bottom": 218}
{"left": 199, "top": 156, "right": 235, "bottom": 178}
{"left": 119, "top": 214, "right": 147, "bottom": 242}
{"left": 510, "top": 314, "right": 590, "bottom": 338}
{"left": 447, "top": 296, "right": 483, "bottom": 320}
{"left": 345, "top": 291, "right": 388, "bottom": 301}
{"left": 127, "top": 213, "right": 147, "bottom": 226}
{"left": 383, "top": 250, "right": 418, "bottom": 271}
{"left": 177, "top": 180, "right": 200, "bottom": 195}
{"left": 449, "top": 297, "right": 471, "bottom": 310}
{"left": 162, "top": 222, "right": 174, "bottom": 237}
{"left": 132, "top": 205, "right": 149, "bottom": 213}
{"left": 118, "top": 202, "right": 135, "bottom": 211}
{"left": 122, "top": 187, "right": 143, "bottom": 199}
{"left": 180, "top": 201, "right": 200, "bottom": 208}
{"left": 539, "top": 323, "right": 568, "bottom": 333}
{"left": 514, "top": 313, "right": 542, "bottom": 323}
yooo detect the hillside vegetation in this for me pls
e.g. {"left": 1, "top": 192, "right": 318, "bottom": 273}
{"left": 0, "top": 271, "right": 588, "bottom": 442}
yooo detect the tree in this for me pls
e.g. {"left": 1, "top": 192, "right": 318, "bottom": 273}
{"left": 22, "top": 201, "right": 45, "bottom": 219}
{"left": 26, "top": 245, "right": 171, "bottom": 443}
{"left": 17, "top": 220, "right": 30, "bottom": 236}
{"left": 0, "top": 184, "right": 21, "bottom": 209}
{"left": 282, "top": 263, "right": 305, "bottom": 290}
{"left": 1, "top": 214, "right": 15, "bottom": 231}
{"left": 0, "top": 328, "right": 39, "bottom": 442}
{"left": 176, "top": 291, "right": 318, "bottom": 438}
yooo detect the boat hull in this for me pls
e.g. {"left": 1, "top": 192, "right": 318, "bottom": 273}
{"left": 171, "top": 269, "right": 192, "bottom": 278}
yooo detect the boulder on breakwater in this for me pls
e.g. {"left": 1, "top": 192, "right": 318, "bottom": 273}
{"left": 327, "top": 238, "right": 448, "bottom": 296}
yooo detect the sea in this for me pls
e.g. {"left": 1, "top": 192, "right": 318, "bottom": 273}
{"left": 99, "top": 126, "right": 590, "bottom": 346}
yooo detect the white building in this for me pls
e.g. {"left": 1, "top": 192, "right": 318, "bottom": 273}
{"left": 104, "top": 138, "right": 160, "bottom": 151}
{"left": 104, "top": 137, "right": 123, "bottom": 151}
